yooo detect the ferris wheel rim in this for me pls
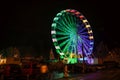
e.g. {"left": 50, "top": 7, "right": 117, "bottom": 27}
{"left": 51, "top": 9, "right": 94, "bottom": 58}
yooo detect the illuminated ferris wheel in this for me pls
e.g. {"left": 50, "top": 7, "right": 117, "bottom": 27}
{"left": 51, "top": 9, "right": 94, "bottom": 64}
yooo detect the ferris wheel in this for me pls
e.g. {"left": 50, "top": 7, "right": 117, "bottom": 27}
{"left": 51, "top": 9, "right": 94, "bottom": 64}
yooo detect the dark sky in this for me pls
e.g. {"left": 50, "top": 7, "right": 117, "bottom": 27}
{"left": 0, "top": 0, "right": 120, "bottom": 54}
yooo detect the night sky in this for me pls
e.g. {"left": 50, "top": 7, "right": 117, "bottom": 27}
{"left": 0, "top": 0, "right": 120, "bottom": 56}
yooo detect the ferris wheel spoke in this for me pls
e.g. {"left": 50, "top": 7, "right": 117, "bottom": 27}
{"left": 77, "top": 44, "right": 82, "bottom": 52}
{"left": 78, "top": 36, "right": 89, "bottom": 44}
{"left": 78, "top": 27, "right": 87, "bottom": 34}
{"left": 82, "top": 41, "right": 91, "bottom": 49}
{"left": 56, "top": 31, "right": 69, "bottom": 36}
{"left": 56, "top": 26, "right": 69, "bottom": 34}
{"left": 85, "top": 42, "right": 93, "bottom": 53}
{"left": 56, "top": 26, "right": 68, "bottom": 33}
{"left": 60, "top": 19, "right": 73, "bottom": 32}
{"left": 59, "top": 39, "right": 70, "bottom": 48}
{"left": 82, "top": 47, "right": 87, "bottom": 56}
{"left": 67, "top": 14, "right": 74, "bottom": 26}
{"left": 66, "top": 14, "right": 77, "bottom": 28}
{"left": 60, "top": 14, "right": 73, "bottom": 30}
{"left": 71, "top": 46, "right": 73, "bottom": 53}
{"left": 79, "top": 28, "right": 87, "bottom": 34}
{"left": 65, "top": 13, "right": 73, "bottom": 26}
{"left": 82, "top": 36, "right": 93, "bottom": 43}
{"left": 83, "top": 43, "right": 91, "bottom": 55}
{"left": 55, "top": 21, "right": 71, "bottom": 33}
{"left": 62, "top": 39, "right": 72, "bottom": 53}
{"left": 79, "top": 31, "right": 89, "bottom": 36}
{"left": 73, "top": 45, "right": 77, "bottom": 53}
{"left": 80, "top": 35, "right": 89, "bottom": 39}
{"left": 62, "top": 13, "right": 77, "bottom": 33}
{"left": 81, "top": 37, "right": 92, "bottom": 46}
{"left": 71, "top": 14, "right": 77, "bottom": 25}
{"left": 78, "top": 36, "right": 92, "bottom": 50}
{"left": 73, "top": 15, "right": 77, "bottom": 26}
{"left": 53, "top": 23, "right": 68, "bottom": 33}
{"left": 62, "top": 13, "right": 73, "bottom": 29}
{"left": 83, "top": 40, "right": 92, "bottom": 50}
{"left": 77, "top": 44, "right": 81, "bottom": 50}
{"left": 77, "top": 36, "right": 83, "bottom": 43}
{"left": 57, "top": 36, "right": 69, "bottom": 41}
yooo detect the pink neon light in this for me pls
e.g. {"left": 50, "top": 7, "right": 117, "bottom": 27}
{"left": 75, "top": 12, "right": 80, "bottom": 15}
{"left": 70, "top": 10, "right": 76, "bottom": 13}
{"left": 79, "top": 15, "right": 84, "bottom": 19}
{"left": 66, "top": 9, "right": 71, "bottom": 12}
